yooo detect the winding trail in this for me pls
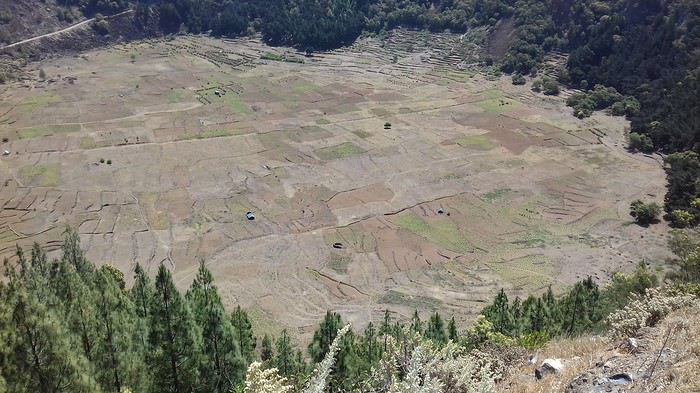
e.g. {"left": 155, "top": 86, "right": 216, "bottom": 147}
{"left": 0, "top": 9, "right": 133, "bottom": 51}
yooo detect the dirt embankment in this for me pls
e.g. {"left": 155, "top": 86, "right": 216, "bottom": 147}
{"left": 486, "top": 17, "right": 517, "bottom": 60}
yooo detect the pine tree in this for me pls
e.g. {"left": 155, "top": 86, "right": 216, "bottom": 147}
{"left": 93, "top": 266, "right": 147, "bottom": 392}
{"left": 294, "top": 350, "right": 306, "bottom": 377}
{"left": 527, "top": 298, "right": 550, "bottom": 333}
{"left": 543, "top": 286, "right": 561, "bottom": 334}
{"left": 230, "top": 305, "right": 256, "bottom": 365}
{"left": 379, "top": 309, "right": 392, "bottom": 352}
{"left": 510, "top": 296, "right": 524, "bottom": 336}
{"left": 274, "top": 329, "right": 296, "bottom": 377}
{"left": 2, "top": 261, "right": 100, "bottom": 393}
{"left": 425, "top": 312, "right": 447, "bottom": 344}
{"left": 186, "top": 262, "right": 244, "bottom": 391}
{"left": 308, "top": 311, "right": 343, "bottom": 363}
{"left": 361, "top": 322, "right": 380, "bottom": 366}
{"left": 410, "top": 310, "right": 423, "bottom": 334}
{"left": 130, "top": 263, "right": 153, "bottom": 348}
{"left": 148, "top": 264, "right": 201, "bottom": 393}
{"left": 53, "top": 259, "right": 99, "bottom": 364}
{"left": 261, "top": 334, "right": 274, "bottom": 362}
{"left": 332, "top": 329, "right": 361, "bottom": 391}
{"left": 448, "top": 317, "right": 458, "bottom": 341}
{"left": 483, "top": 289, "right": 515, "bottom": 335}
{"left": 61, "top": 228, "right": 93, "bottom": 280}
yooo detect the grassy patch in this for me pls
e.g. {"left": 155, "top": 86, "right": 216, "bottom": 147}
{"left": 379, "top": 290, "right": 443, "bottom": 311}
{"left": 315, "top": 142, "right": 366, "bottom": 160}
{"left": 476, "top": 97, "right": 521, "bottom": 114}
{"left": 19, "top": 94, "right": 60, "bottom": 116}
{"left": 167, "top": 89, "right": 188, "bottom": 104}
{"left": 324, "top": 227, "right": 376, "bottom": 253}
{"left": 315, "top": 118, "right": 331, "bottom": 125}
{"left": 488, "top": 255, "right": 555, "bottom": 291}
{"left": 395, "top": 213, "right": 472, "bottom": 253}
{"left": 18, "top": 124, "right": 81, "bottom": 139}
{"left": 79, "top": 136, "right": 98, "bottom": 150}
{"left": 189, "top": 129, "right": 232, "bottom": 140}
{"left": 352, "top": 130, "right": 371, "bottom": 139}
{"left": 247, "top": 306, "right": 285, "bottom": 340}
{"left": 482, "top": 188, "right": 513, "bottom": 203}
{"left": 291, "top": 80, "right": 319, "bottom": 94}
{"left": 512, "top": 228, "right": 553, "bottom": 248}
{"left": 19, "top": 164, "right": 60, "bottom": 187}
{"left": 0, "top": 227, "right": 20, "bottom": 250}
{"left": 370, "top": 108, "right": 391, "bottom": 117}
{"left": 261, "top": 52, "right": 304, "bottom": 63}
{"left": 456, "top": 135, "right": 496, "bottom": 150}
{"left": 225, "top": 94, "right": 251, "bottom": 114}
{"left": 328, "top": 254, "right": 351, "bottom": 274}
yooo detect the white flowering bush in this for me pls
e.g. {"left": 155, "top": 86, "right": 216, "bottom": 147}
{"left": 364, "top": 329, "right": 499, "bottom": 393}
{"left": 244, "top": 362, "right": 293, "bottom": 393}
{"left": 607, "top": 288, "right": 695, "bottom": 340}
{"left": 303, "top": 324, "right": 351, "bottom": 393}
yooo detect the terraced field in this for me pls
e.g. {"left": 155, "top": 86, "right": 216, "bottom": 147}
{"left": 0, "top": 30, "right": 671, "bottom": 338}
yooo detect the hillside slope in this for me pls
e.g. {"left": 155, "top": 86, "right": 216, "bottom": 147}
{"left": 0, "top": 0, "right": 84, "bottom": 45}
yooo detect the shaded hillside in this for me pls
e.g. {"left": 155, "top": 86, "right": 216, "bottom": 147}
{"left": 0, "top": 0, "right": 85, "bottom": 45}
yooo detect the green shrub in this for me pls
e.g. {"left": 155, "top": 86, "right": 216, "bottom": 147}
{"left": 628, "top": 132, "right": 654, "bottom": 153}
{"left": 670, "top": 209, "right": 694, "bottom": 228}
{"left": 511, "top": 73, "right": 526, "bottom": 85}
{"left": 541, "top": 77, "right": 559, "bottom": 95}
{"left": 517, "top": 331, "right": 549, "bottom": 349}
{"left": 630, "top": 200, "right": 661, "bottom": 225}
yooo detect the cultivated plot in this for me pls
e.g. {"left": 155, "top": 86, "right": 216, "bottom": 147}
{"left": 0, "top": 31, "right": 670, "bottom": 337}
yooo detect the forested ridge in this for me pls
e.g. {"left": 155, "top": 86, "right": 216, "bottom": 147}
{"left": 2, "top": 228, "right": 698, "bottom": 392}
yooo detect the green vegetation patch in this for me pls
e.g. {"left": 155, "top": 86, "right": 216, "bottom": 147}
{"left": 0, "top": 227, "right": 20, "bottom": 250}
{"left": 167, "top": 89, "right": 189, "bottom": 104}
{"left": 193, "top": 129, "right": 232, "bottom": 139}
{"left": 327, "top": 254, "right": 351, "bottom": 274}
{"left": 379, "top": 290, "right": 443, "bottom": 311}
{"left": 395, "top": 213, "right": 472, "bottom": 253}
{"left": 482, "top": 188, "right": 513, "bottom": 203}
{"left": 370, "top": 108, "right": 391, "bottom": 117}
{"left": 79, "top": 136, "right": 98, "bottom": 150}
{"left": 225, "top": 94, "right": 251, "bottom": 114}
{"left": 315, "top": 142, "right": 366, "bottom": 160}
{"left": 261, "top": 52, "right": 304, "bottom": 63}
{"left": 512, "top": 228, "right": 553, "bottom": 248}
{"left": 19, "top": 164, "right": 60, "bottom": 187}
{"left": 18, "top": 124, "right": 81, "bottom": 140}
{"left": 324, "top": 227, "right": 376, "bottom": 253}
{"left": 352, "top": 130, "right": 371, "bottom": 139}
{"left": 488, "top": 255, "right": 556, "bottom": 291}
{"left": 291, "top": 80, "right": 319, "bottom": 94}
{"left": 19, "top": 94, "right": 60, "bottom": 116}
{"left": 456, "top": 135, "right": 496, "bottom": 150}
{"left": 476, "top": 97, "right": 521, "bottom": 114}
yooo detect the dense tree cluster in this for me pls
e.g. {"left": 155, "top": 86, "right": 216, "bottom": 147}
{"left": 480, "top": 265, "right": 659, "bottom": 347}
{"left": 1, "top": 229, "right": 675, "bottom": 392}
{"left": 0, "top": 229, "right": 257, "bottom": 393}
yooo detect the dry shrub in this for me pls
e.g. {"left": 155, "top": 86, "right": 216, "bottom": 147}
{"left": 607, "top": 288, "right": 694, "bottom": 340}
{"left": 497, "top": 336, "right": 609, "bottom": 393}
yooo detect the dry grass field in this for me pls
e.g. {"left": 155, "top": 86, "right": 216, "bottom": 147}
{"left": 0, "top": 31, "right": 672, "bottom": 338}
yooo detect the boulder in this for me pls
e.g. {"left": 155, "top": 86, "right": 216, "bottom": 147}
{"left": 535, "top": 358, "right": 563, "bottom": 379}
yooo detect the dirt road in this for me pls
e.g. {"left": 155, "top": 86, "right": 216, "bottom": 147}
{"left": 0, "top": 9, "right": 133, "bottom": 51}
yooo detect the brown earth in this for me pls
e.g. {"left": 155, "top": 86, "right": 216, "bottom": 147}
{"left": 0, "top": 30, "right": 672, "bottom": 340}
